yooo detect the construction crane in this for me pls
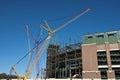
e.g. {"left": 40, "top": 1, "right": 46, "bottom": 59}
{"left": 24, "top": 25, "right": 43, "bottom": 79}
{"left": 11, "top": 8, "right": 90, "bottom": 80}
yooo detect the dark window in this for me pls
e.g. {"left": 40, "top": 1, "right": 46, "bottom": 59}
{"left": 112, "top": 68, "right": 120, "bottom": 79}
{"left": 110, "top": 51, "right": 120, "bottom": 65}
{"left": 88, "top": 36, "right": 93, "bottom": 39}
{"left": 97, "top": 51, "right": 107, "bottom": 65}
{"left": 108, "top": 33, "right": 117, "bottom": 38}
{"left": 99, "top": 68, "right": 108, "bottom": 79}
{"left": 96, "top": 35, "right": 104, "bottom": 39}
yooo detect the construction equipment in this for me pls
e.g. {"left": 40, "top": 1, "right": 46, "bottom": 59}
{"left": 11, "top": 8, "right": 90, "bottom": 80}
{"left": 24, "top": 25, "right": 43, "bottom": 79}
{"left": 11, "top": 65, "right": 21, "bottom": 80}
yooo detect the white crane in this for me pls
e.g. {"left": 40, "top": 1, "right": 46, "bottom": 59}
{"left": 24, "top": 8, "right": 90, "bottom": 79}
{"left": 11, "top": 8, "right": 90, "bottom": 80}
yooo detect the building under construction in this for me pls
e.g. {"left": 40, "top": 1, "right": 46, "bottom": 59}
{"left": 46, "top": 42, "right": 82, "bottom": 78}
{"left": 46, "top": 30, "right": 120, "bottom": 79}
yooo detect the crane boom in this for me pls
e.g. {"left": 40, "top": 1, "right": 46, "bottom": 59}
{"left": 53, "top": 8, "right": 90, "bottom": 33}
{"left": 25, "top": 25, "right": 32, "bottom": 73}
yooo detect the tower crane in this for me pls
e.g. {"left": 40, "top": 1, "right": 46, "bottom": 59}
{"left": 11, "top": 8, "right": 90, "bottom": 80}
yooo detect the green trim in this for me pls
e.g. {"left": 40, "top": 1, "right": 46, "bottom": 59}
{"left": 82, "top": 31, "right": 120, "bottom": 45}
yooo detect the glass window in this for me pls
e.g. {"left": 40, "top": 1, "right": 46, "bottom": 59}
{"left": 99, "top": 68, "right": 108, "bottom": 79}
{"left": 88, "top": 36, "right": 93, "bottom": 39}
{"left": 97, "top": 51, "right": 107, "bottom": 65}
{"left": 110, "top": 51, "right": 120, "bottom": 65}
{"left": 96, "top": 35, "right": 104, "bottom": 39}
{"left": 108, "top": 33, "right": 117, "bottom": 38}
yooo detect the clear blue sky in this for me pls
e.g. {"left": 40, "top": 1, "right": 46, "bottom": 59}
{"left": 0, "top": 0, "right": 120, "bottom": 78}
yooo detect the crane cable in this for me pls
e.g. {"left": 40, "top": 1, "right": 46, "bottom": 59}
{"left": 12, "top": 31, "right": 45, "bottom": 69}
{"left": 9, "top": 43, "right": 41, "bottom": 77}
{"left": 35, "top": 27, "right": 43, "bottom": 79}
{"left": 47, "top": 10, "right": 82, "bottom": 22}
{"left": 24, "top": 25, "right": 43, "bottom": 79}
{"left": 24, "top": 25, "right": 36, "bottom": 42}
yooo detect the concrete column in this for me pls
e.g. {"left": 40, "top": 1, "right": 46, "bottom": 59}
{"left": 105, "top": 42, "right": 112, "bottom": 70}
{"left": 107, "top": 70, "right": 115, "bottom": 79}
{"left": 62, "top": 68, "right": 64, "bottom": 78}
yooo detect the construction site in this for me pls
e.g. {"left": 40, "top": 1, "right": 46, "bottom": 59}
{"left": 46, "top": 30, "right": 120, "bottom": 79}
{"left": 0, "top": 1, "right": 120, "bottom": 80}
{"left": 0, "top": 7, "right": 119, "bottom": 80}
{"left": 6, "top": 8, "right": 91, "bottom": 80}
{"left": 7, "top": 30, "right": 120, "bottom": 80}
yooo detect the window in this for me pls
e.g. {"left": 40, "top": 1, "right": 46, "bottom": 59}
{"left": 96, "top": 35, "right": 104, "bottom": 39}
{"left": 99, "top": 68, "right": 108, "bottom": 79}
{"left": 88, "top": 36, "right": 93, "bottom": 39}
{"left": 110, "top": 51, "right": 120, "bottom": 65}
{"left": 108, "top": 33, "right": 117, "bottom": 38}
{"left": 112, "top": 68, "right": 120, "bottom": 79}
{"left": 97, "top": 51, "right": 107, "bottom": 65}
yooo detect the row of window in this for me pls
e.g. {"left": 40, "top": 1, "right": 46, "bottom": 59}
{"left": 86, "top": 32, "right": 118, "bottom": 40}
{"left": 97, "top": 51, "right": 120, "bottom": 65}
{"left": 99, "top": 68, "right": 120, "bottom": 79}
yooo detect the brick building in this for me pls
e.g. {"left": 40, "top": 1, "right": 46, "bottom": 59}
{"left": 82, "top": 30, "right": 120, "bottom": 79}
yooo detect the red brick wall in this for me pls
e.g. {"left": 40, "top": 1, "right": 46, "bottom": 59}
{"left": 82, "top": 44, "right": 101, "bottom": 78}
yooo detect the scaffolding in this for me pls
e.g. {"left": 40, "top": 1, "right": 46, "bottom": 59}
{"left": 46, "top": 42, "right": 82, "bottom": 79}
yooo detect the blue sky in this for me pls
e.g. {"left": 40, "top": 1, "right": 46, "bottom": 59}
{"left": 0, "top": 0, "right": 120, "bottom": 78}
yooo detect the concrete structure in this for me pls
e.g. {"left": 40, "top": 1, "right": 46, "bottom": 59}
{"left": 46, "top": 30, "right": 120, "bottom": 79}
{"left": 46, "top": 43, "right": 82, "bottom": 79}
